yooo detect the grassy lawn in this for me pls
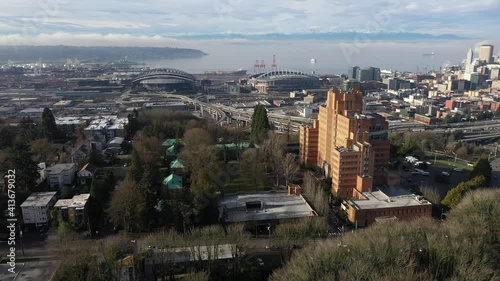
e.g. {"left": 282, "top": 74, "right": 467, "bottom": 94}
{"left": 434, "top": 159, "right": 472, "bottom": 171}
{"left": 224, "top": 170, "right": 271, "bottom": 194}
{"left": 117, "top": 154, "right": 132, "bottom": 160}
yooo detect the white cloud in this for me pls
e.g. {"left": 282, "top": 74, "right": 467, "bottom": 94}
{"left": 0, "top": 32, "right": 184, "bottom": 47}
{"left": 0, "top": 0, "right": 498, "bottom": 37}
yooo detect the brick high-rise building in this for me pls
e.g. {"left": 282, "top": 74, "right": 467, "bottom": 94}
{"left": 299, "top": 88, "right": 390, "bottom": 198}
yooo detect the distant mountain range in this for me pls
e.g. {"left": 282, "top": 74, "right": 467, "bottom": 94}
{"left": 0, "top": 45, "right": 207, "bottom": 63}
{"left": 174, "top": 32, "right": 466, "bottom": 41}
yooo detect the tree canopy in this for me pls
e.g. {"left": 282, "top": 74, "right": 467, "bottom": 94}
{"left": 470, "top": 154, "right": 492, "bottom": 185}
{"left": 441, "top": 175, "right": 487, "bottom": 208}
{"left": 8, "top": 142, "right": 39, "bottom": 191}
{"left": 271, "top": 188, "right": 500, "bottom": 281}
{"left": 106, "top": 179, "right": 146, "bottom": 233}
{"left": 250, "top": 104, "right": 270, "bottom": 144}
{"left": 41, "top": 107, "right": 61, "bottom": 141}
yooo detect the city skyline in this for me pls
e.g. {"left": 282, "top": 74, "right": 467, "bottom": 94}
{"left": 0, "top": 0, "right": 499, "bottom": 46}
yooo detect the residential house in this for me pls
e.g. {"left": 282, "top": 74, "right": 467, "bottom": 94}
{"left": 20, "top": 192, "right": 57, "bottom": 227}
{"left": 46, "top": 163, "right": 76, "bottom": 189}
{"left": 107, "top": 137, "right": 125, "bottom": 150}
{"left": 162, "top": 139, "right": 177, "bottom": 147}
{"left": 71, "top": 144, "right": 89, "bottom": 165}
{"left": 77, "top": 163, "right": 99, "bottom": 186}
{"left": 87, "top": 135, "right": 106, "bottom": 153}
{"left": 118, "top": 255, "right": 136, "bottom": 281}
{"left": 163, "top": 174, "right": 183, "bottom": 190}
{"left": 170, "top": 159, "right": 186, "bottom": 175}
{"left": 54, "top": 194, "right": 91, "bottom": 225}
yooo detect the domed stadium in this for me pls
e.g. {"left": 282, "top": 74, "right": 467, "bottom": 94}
{"left": 250, "top": 69, "right": 320, "bottom": 93}
{"left": 132, "top": 68, "right": 196, "bottom": 92}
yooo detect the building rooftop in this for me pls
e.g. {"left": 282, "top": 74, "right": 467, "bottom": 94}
{"left": 55, "top": 116, "right": 88, "bottom": 126}
{"left": 162, "top": 139, "right": 177, "bottom": 147}
{"left": 220, "top": 192, "right": 316, "bottom": 222}
{"left": 163, "top": 174, "right": 183, "bottom": 190}
{"left": 78, "top": 163, "right": 98, "bottom": 175}
{"left": 165, "top": 145, "right": 177, "bottom": 157}
{"left": 20, "top": 192, "right": 57, "bottom": 208}
{"left": 170, "top": 159, "right": 185, "bottom": 169}
{"left": 150, "top": 244, "right": 237, "bottom": 264}
{"left": 46, "top": 163, "right": 75, "bottom": 175}
{"left": 54, "top": 194, "right": 90, "bottom": 209}
{"left": 108, "top": 137, "right": 125, "bottom": 146}
{"left": 84, "top": 115, "right": 128, "bottom": 131}
{"left": 213, "top": 143, "right": 256, "bottom": 151}
{"left": 348, "top": 187, "right": 431, "bottom": 210}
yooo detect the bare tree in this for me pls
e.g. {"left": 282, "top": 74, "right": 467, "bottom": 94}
{"left": 106, "top": 179, "right": 146, "bottom": 233}
{"left": 241, "top": 148, "right": 265, "bottom": 187}
{"left": 260, "top": 132, "right": 287, "bottom": 185}
{"left": 282, "top": 153, "right": 299, "bottom": 187}
{"left": 419, "top": 184, "right": 441, "bottom": 205}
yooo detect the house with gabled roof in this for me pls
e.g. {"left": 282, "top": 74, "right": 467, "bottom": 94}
{"left": 77, "top": 163, "right": 99, "bottom": 186}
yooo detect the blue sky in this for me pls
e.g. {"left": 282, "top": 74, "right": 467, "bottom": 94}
{"left": 0, "top": 0, "right": 499, "bottom": 45}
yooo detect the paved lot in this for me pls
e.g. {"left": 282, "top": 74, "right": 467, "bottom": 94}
{"left": 395, "top": 160, "right": 471, "bottom": 198}
{"left": 0, "top": 261, "right": 57, "bottom": 281}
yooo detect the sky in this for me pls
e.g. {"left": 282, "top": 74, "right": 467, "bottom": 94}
{"left": 0, "top": 0, "right": 499, "bottom": 46}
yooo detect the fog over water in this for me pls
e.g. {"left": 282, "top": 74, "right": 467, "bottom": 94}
{"left": 147, "top": 39, "right": 500, "bottom": 75}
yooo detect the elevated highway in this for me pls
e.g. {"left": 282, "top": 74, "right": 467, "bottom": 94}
{"left": 149, "top": 92, "right": 500, "bottom": 134}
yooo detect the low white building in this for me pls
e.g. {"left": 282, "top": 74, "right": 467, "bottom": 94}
{"left": 46, "top": 163, "right": 76, "bottom": 188}
{"left": 20, "top": 192, "right": 57, "bottom": 226}
{"left": 84, "top": 115, "right": 128, "bottom": 142}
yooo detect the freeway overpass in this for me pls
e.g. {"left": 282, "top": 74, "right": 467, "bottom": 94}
{"left": 151, "top": 92, "right": 500, "bottom": 134}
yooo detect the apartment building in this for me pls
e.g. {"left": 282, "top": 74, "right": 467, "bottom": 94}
{"left": 20, "top": 192, "right": 57, "bottom": 226}
{"left": 54, "top": 194, "right": 90, "bottom": 225}
{"left": 46, "top": 163, "right": 76, "bottom": 188}
{"left": 299, "top": 88, "right": 390, "bottom": 198}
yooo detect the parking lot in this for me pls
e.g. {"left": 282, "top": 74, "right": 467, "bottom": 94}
{"left": 393, "top": 157, "right": 472, "bottom": 198}
{"left": 0, "top": 261, "right": 57, "bottom": 281}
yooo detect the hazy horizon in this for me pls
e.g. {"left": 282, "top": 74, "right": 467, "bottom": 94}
{"left": 2, "top": 38, "right": 500, "bottom": 75}
{"left": 145, "top": 39, "right": 500, "bottom": 75}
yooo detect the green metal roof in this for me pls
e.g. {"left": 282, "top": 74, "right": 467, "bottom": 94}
{"left": 165, "top": 145, "right": 177, "bottom": 157}
{"left": 155, "top": 199, "right": 174, "bottom": 212}
{"left": 162, "top": 173, "right": 183, "bottom": 190}
{"left": 162, "top": 139, "right": 177, "bottom": 147}
{"left": 170, "top": 159, "right": 185, "bottom": 169}
{"left": 213, "top": 142, "right": 257, "bottom": 151}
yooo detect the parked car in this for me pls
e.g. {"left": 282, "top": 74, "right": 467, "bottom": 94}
{"left": 256, "top": 258, "right": 264, "bottom": 266}
{"left": 421, "top": 171, "right": 430, "bottom": 176}
{"left": 412, "top": 170, "right": 421, "bottom": 175}
{"left": 453, "top": 168, "right": 463, "bottom": 172}
{"left": 441, "top": 171, "right": 450, "bottom": 176}
{"left": 266, "top": 244, "right": 278, "bottom": 251}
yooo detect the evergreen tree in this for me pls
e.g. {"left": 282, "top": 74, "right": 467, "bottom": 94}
{"left": 441, "top": 175, "right": 487, "bottom": 208}
{"left": 9, "top": 142, "right": 39, "bottom": 191}
{"left": 18, "top": 117, "right": 40, "bottom": 142}
{"left": 250, "top": 104, "right": 270, "bottom": 144}
{"left": 125, "top": 113, "right": 140, "bottom": 139}
{"left": 127, "top": 149, "right": 143, "bottom": 183}
{"left": 0, "top": 127, "right": 12, "bottom": 149}
{"left": 41, "top": 107, "right": 60, "bottom": 141}
{"left": 470, "top": 154, "right": 492, "bottom": 185}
